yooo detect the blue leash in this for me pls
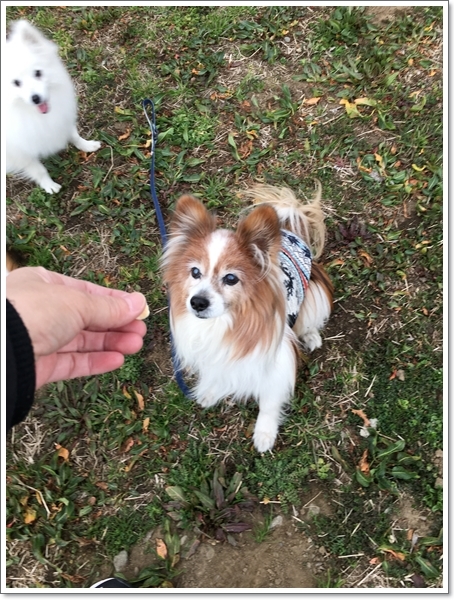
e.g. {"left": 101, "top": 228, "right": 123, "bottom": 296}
{"left": 142, "top": 99, "right": 192, "bottom": 399}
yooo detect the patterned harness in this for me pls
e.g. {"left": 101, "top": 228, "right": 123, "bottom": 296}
{"left": 279, "top": 229, "right": 312, "bottom": 328}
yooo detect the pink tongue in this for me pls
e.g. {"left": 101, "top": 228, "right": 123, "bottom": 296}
{"left": 38, "top": 102, "right": 49, "bottom": 114}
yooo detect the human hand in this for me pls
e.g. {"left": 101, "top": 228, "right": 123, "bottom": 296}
{"left": 6, "top": 267, "right": 148, "bottom": 389}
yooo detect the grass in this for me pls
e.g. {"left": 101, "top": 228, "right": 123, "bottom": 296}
{"left": 5, "top": 5, "right": 444, "bottom": 589}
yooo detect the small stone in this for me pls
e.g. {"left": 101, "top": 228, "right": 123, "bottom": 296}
{"left": 284, "top": 36, "right": 291, "bottom": 43}
{"left": 269, "top": 515, "right": 283, "bottom": 529}
{"left": 202, "top": 545, "right": 215, "bottom": 561}
{"left": 113, "top": 550, "right": 128, "bottom": 572}
{"left": 318, "top": 546, "right": 327, "bottom": 556}
{"left": 307, "top": 505, "right": 321, "bottom": 518}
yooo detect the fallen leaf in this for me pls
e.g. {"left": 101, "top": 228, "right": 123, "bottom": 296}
{"left": 117, "top": 127, "right": 131, "bottom": 141}
{"left": 422, "top": 307, "right": 429, "bottom": 316}
{"left": 374, "top": 153, "right": 385, "bottom": 169}
{"left": 142, "top": 417, "right": 150, "bottom": 433}
{"left": 61, "top": 573, "right": 86, "bottom": 584}
{"left": 134, "top": 390, "right": 145, "bottom": 411}
{"left": 380, "top": 547, "right": 406, "bottom": 561}
{"left": 369, "top": 556, "right": 380, "bottom": 565}
{"left": 122, "top": 387, "right": 132, "bottom": 400}
{"left": 95, "top": 481, "right": 108, "bottom": 491}
{"left": 412, "top": 164, "right": 427, "bottom": 172}
{"left": 351, "top": 408, "right": 370, "bottom": 427}
{"left": 389, "top": 370, "right": 397, "bottom": 381}
{"left": 358, "top": 449, "right": 370, "bottom": 474}
{"left": 55, "top": 444, "right": 70, "bottom": 462}
{"left": 358, "top": 250, "right": 373, "bottom": 266}
{"left": 354, "top": 97, "right": 376, "bottom": 107}
{"left": 304, "top": 97, "right": 321, "bottom": 105}
{"left": 407, "top": 529, "right": 414, "bottom": 541}
{"left": 121, "top": 437, "right": 134, "bottom": 453}
{"left": 23, "top": 507, "right": 37, "bottom": 524}
{"left": 156, "top": 538, "right": 168, "bottom": 559}
{"left": 340, "top": 98, "right": 362, "bottom": 118}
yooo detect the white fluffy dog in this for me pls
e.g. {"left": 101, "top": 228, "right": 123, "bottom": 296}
{"left": 5, "top": 20, "right": 101, "bottom": 193}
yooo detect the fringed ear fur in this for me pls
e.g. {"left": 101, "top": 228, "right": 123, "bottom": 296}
{"left": 236, "top": 204, "right": 281, "bottom": 269}
{"left": 170, "top": 195, "right": 217, "bottom": 240}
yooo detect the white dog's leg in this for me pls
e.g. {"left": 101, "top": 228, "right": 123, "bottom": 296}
{"left": 23, "top": 159, "right": 61, "bottom": 194}
{"left": 70, "top": 127, "right": 101, "bottom": 153}
{"left": 253, "top": 392, "right": 289, "bottom": 453}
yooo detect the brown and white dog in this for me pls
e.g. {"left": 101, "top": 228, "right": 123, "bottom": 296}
{"left": 162, "top": 184, "right": 333, "bottom": 452}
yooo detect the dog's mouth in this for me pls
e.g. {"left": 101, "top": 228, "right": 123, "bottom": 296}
{"left": 37, "top": 101, "right": 49, "bottom": 114}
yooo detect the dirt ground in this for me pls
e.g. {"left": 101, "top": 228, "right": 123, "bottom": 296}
{"left": 93, "top": 482, "right": 334, "bottom": 589}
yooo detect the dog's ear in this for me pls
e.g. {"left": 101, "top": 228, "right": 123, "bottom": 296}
{"left": 236, "top": 204, "right": 281, "bottom": 264}
{"left": 170, "top": 195, "right": 217, "bottom": 239}
{"left": 10, "top": 20, "right": 58, "bottom": 54}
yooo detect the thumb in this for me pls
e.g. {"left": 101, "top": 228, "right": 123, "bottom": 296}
{"left": 80, "top": 291, "right": 148, "bottom": 331}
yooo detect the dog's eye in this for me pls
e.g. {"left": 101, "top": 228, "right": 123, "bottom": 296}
{"left": 13, "top": 79, "right": 21, "bottom": 87}
{"left": 34, "top": 70, "right": 42, "bottom": 78}
{"left": 191, "top": 267, "right": 202, "bottom": 279}
{"left": 223, "top": 274, "right": 239, "bottom": 286}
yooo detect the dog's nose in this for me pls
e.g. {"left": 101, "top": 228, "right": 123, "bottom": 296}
{"left": 31, "top": 94, "right": 41, "bottom": 105}
{"left": 190, "top": 295, "right": 209, "bottom": 312}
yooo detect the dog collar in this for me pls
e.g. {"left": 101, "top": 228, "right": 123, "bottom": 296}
{"left": 279, "top": 229, "right": 312, "bottom": 328}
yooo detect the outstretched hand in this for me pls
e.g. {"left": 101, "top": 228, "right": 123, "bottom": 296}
{"left": 6, "top": 266, "right": 148, "bottom": 389}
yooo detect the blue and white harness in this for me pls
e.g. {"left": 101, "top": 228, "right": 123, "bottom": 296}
{"left": 279, "top": 230, "right": 312, "bottom": 328}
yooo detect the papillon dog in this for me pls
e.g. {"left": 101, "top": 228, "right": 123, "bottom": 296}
{"left": 162, "top": 184, "right": 333, "bottom": 452}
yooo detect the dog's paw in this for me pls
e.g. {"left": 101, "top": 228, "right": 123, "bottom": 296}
{"left": 302, "top": 329, "right": 322, "bottom": 352}
{"left": 41, "top": 179, "right": 61, "bottom": 194}
{"left": 196, "top": 394, "right": 219, "bottom": 408}
{"left": 253, "top": 415, "right": 279, "bottom": 453}
{"left": 81, "top": 140, "right": 101, "bottom": 153}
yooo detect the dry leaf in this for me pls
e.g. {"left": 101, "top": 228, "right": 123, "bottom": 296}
{"left": 351, "top": 408, "right": 370, "bottom": 427}
{"left": 358, "top": 250, "right": 373, "bottom": 266}
{"left": 55, "top": 444, "right": 70, "bottom": 462}
{"left": 122, "top": 386, "right": 132, "bottom": 400}
{"left": 23, "top": 507, "right": 37, "bottom": 524}
{"left": 369, "top": 556, "right": 380, "bottom": 565}
{"left": 381, "top": 547, "right": 406, "bottom": 561}
{"left": 358, "top": 449, "right": 370, "bottom": 475}
{"left": 95, "top": 481, "right": 108, "bottom": 491}
{"left": 142, "top": 417, "right": 150, "bottom": 433}
{"left": 156, "top": 538, "right": 168, "bottom": 559}
{"left": 118, "top": 128, "right": 131, "bottom": 141}
{"left": 134, "top": 390, "right": 145, "bottom": 411}
{"left": 121, "top": 437, "right": 134, "bottom": 453}
{"left": 304, "top": 97, "right": 321, "bottom": 105}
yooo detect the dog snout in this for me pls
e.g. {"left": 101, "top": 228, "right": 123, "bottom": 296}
{"left": 190, "top": 295, "right": 210, "bottom": 313}
{"left": 31, "top": 94, "right": 41, "bottom": 105}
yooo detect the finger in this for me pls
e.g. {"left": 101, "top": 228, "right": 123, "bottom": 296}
{"left": 29, "top": 267, "right": 149, "bottom": 324}
{"left": 58, "top": 331, "right": 145, "bottom": 354}
{"left": 36, "top": 352, "right": 126, "bottom": 389}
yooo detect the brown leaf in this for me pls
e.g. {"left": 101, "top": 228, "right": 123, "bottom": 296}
{"left": 304, "top": 97, "right": 321, "bottom": 105}
{"left": 351, "top": 408, "right": 370, "bottom": 427}
{"left": 369, "top": 556, "right": 380, "bottom": 565}
{"left": 156, "top": 538, "right": 168, "bottom": 559}
{"left": 95, "top": 481, "right": 108, "bottom": 491}
{"left": 121, "top": 437, "right": 134, "bottom": 453}
{"left": 381, "top": 547, "right": 406, "bottom": 561}
{"left": 23, "top": 507, "right": 37, "bottom": 524}
{"left": 118, "top": 127, "right": 132, "bottom": 141}
{"left": 358, "top": 250, "right": 373, "bottom": 266}
{"left": 134, "top": 390, "right": 145, "bottom": 411}
{"left": 55, "top": 444, "right": 70, "bottom": 462}
{"left": 142, "top": 417, "right": 150, "bottom": 433}
{"left": 122, "top": 386, "right": 132, "bottom": 400}
{"left": 358, "top": 449, "right": 370, "bottom": 474}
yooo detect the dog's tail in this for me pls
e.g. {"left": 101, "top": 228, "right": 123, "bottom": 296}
{"left": 243, "top": 182, "right": 326, "bottom": 260}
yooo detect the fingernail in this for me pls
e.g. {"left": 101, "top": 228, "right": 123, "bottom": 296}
{"left": 125, "top": 292, "right": 147, "bottom": 315}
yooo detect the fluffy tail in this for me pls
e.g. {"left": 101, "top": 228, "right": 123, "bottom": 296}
{"left": 242, "top": 181, "right": 326, "bottom": 260}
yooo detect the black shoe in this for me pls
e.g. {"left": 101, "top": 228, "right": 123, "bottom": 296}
{"left": 90, "top": 577, "right": 132, "bottom": 588}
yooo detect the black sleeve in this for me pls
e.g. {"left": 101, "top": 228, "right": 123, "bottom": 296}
{"left": 6, "top": 299, "right": 36, "bottom": 431}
